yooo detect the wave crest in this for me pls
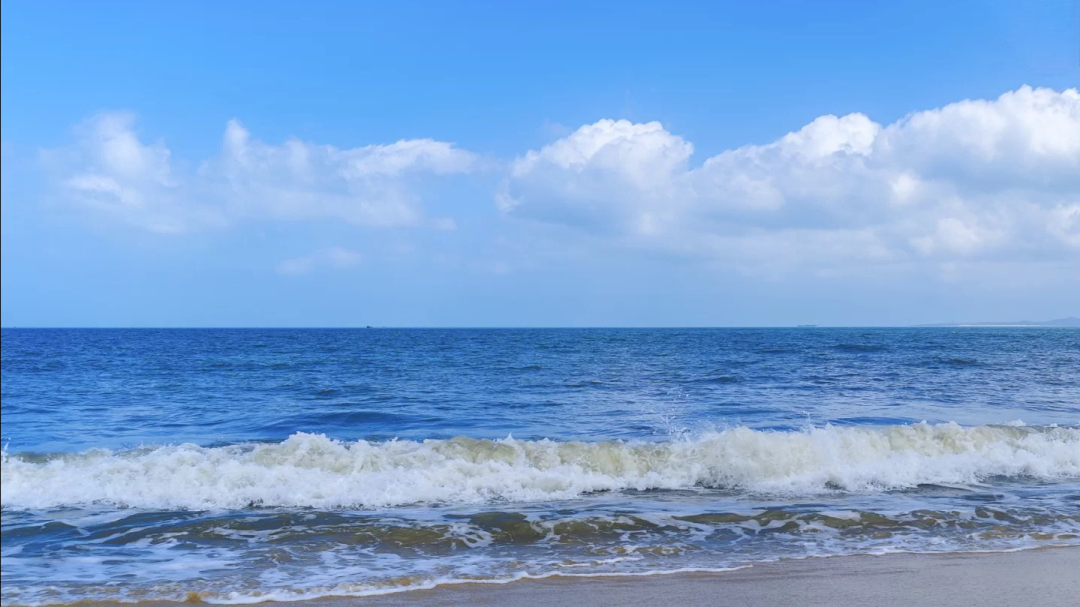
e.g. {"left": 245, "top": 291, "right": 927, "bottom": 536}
{"left": 3, "top": 423, "right": 1078, "bottom": 510}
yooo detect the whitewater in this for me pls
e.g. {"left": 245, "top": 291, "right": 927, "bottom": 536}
{"left": 4, "top": 423, "right": 1079, "bottom": 510}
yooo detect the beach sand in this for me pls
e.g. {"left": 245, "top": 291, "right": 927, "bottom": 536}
{"left": 312, "top": 548, "right": 1078, "bottom": 607}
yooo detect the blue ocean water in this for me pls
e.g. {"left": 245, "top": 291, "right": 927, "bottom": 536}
{"left": 2, "top": 328, "right": 1079, "bottom": 604}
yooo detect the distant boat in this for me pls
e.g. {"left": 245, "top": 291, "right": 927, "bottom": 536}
{"left": 796, "top": 324, "right": 818, "bottom": 328}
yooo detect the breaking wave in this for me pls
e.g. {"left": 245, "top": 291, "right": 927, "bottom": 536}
{"left": 3, "top": 423, "right": 1079, "bottom": 510}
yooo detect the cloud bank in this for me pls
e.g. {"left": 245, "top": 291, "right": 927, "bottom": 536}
{"left": 42, "top": 86, "right": 1079, "bottom": 274}
{"left": 49, "top": 113, "right": 477, "bottom": 233}
{"left": 501, "top": 86, "right": 1080, "bottom": 270}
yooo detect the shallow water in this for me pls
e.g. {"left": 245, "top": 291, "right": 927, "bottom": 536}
{"left": 2, "top": 328, "right": 1079, "bottom": 604}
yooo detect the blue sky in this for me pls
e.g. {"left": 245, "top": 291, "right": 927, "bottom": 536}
{"left": 2, "top": 0, "right": 1078, "bottom": 327}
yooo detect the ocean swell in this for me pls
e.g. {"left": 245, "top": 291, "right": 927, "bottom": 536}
{"left": 3, "top": 423, "right": 1078, "bottom": 510}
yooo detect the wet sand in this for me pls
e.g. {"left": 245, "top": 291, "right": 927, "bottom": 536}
{"left": 322, "top": 548, "right": 1078, "bottom": 607}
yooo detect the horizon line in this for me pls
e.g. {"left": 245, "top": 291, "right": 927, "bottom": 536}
{"left": 3, "top": 325, "right": 1077, "bottom": 330}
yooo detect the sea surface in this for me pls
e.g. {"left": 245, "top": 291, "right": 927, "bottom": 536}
{"left": 2, "top": 328, "right": 1079, "bottom": 605}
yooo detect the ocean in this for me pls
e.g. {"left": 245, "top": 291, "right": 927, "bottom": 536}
{"left": 2, "top": 327, "right": 1078, "bottom": 605}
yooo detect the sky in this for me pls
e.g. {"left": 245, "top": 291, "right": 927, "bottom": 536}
{"left": 1, "top": 0, "right": 1078, "bottom": 327}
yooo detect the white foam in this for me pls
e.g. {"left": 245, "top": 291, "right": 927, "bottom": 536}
{"left": 2, "top": 423, "right": 1078, "bottom": 510}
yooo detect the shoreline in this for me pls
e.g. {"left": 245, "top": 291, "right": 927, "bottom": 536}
{"left": 334, "top": 548, "right": 1080, "bottom": 607}
{"left": 64, "top": 547, "right": 1080, "bottom": 607}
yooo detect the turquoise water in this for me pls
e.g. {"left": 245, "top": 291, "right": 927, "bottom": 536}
{"left": 2, "top": 328, "right": 1079, "bottom": 604}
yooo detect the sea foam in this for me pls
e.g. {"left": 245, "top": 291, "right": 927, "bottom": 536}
{"left": 3, "top": 423, "right": 1078, "bottom": 510}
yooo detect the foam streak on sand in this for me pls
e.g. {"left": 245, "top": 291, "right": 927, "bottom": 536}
{"left": 3, "top": 423, "right": 1078, "bottom": 510}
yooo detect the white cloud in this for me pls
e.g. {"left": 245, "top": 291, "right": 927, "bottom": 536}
{"left": 49, "top": 114, "right": 478, "bottom": 233}
{"left": 276, "top": 247, "right": 362, "bottom": 276}
{"left": 35, "top": 87, "right": 1080, "bottom": 278}
{"left": 500, "top": 86, "right": 1080, "bottom": 270}
{"left": 498, "top": 119, "right": 693, "bottom": 233}
{"left": 42, "top": 113, "right": 216, "bottom": 233}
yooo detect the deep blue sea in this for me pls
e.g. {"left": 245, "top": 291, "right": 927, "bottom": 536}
{"left": 2, "top": 328, "right": 1079, "bottom": 604}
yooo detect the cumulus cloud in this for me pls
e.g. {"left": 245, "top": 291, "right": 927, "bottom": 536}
{"left": 276, "top": 247, "right": 362, "bottom": 276}
{"left": 48, "top": 113, "right": 478, "bottom": 233}
{"left": 37, "top": 87, "right": 1080, "bottom": 277}
{"left": 500, "top": 86, "right": 1080, "bottom": 269}
{"left": 497, "top": 119, "right": 693, "bottom": 233}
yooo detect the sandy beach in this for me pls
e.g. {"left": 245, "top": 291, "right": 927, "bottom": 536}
{"left": 306, "top": 548, "right": 1080, "bottom": 607}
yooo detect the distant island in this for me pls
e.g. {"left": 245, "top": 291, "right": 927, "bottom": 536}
{"left": 917, "top": 317, "right": 1080, "bottom": 327}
